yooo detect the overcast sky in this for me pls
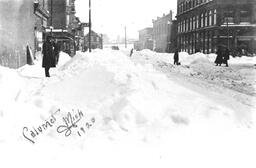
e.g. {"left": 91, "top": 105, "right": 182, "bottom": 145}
{"left": 75, "top": 0, "right": 177, "bottom": 40}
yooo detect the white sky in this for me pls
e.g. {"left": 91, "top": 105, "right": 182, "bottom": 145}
{"left": 75, "top": 0, "right": 177, "bottom": 40}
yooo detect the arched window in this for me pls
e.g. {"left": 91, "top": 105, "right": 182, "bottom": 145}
{"left": 196, "top": 15, "right": 199, "bottom": 29}
{"left": 205, "top": 12, "right": 208, "bottom": 27}
{"left": 213, "top": 9, "right": 217, "bottom": 25}
{"left": 190, "top": 17, "right": 193, "bottom": 30}
{"left": 201, "top": 13, "right": 204, "bottom": 27}
{"left": 209, "top": 11, "right": 212, "bottom": 26}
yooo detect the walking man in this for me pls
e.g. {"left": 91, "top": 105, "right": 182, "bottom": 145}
{"left": 174, "top": 49, "right": 179, "bottom": 65}
{"left": 42, "top": 35, "right": 56, "bottom": 77}
{"left": 215, "top": 46, "right": 223, "bottom": 66}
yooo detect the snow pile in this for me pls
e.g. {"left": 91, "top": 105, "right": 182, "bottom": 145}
{"left": 0, "top": 49, "right": 256, "bottom": 168}
{"left": 133, "top": 50, "right": 256, "bottom": 97}
{"left": 57, "top": 51, "right": 71, "bottom": 67}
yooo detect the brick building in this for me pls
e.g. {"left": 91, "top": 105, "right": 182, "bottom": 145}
{"left": 176, "top": 0, "right": 256, "bottom": 55}
{"left": 84, "top": 31, "right": 103, "bottom": 50}
{"left": 0, "top": 0, "right": 49, "bottom": 68}
{"left": 153, "top": 11, "right": 173, "bottom": 52}
{"left": 46, "top": 0, "right": 78, "bottom": 56}
{"left": 34, "top": 0, "right": 50, "bottom": 53}
{"left": 135, "top": 28, "right": 154, "bottom": 51}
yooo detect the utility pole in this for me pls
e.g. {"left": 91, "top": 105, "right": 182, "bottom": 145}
{"left": 226, "top": 17, "right": 229, "bottom": 50}
{"left": 124, "top": 26, "right": 127, "bottom": 48}
{"left": 50, "top": 0, "right": 53, "bottom": 36}
{"left": 89, "top": 0, "right": 92, "bottom": 52}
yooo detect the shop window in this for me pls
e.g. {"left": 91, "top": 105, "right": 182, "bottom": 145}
{"left": 224, "top": 10, "right": 234, "bottom": 24}
{"left": 240, "top": 10, "right": 250, "bottom": 23}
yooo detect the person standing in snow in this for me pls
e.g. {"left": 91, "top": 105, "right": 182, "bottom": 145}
{"left": 130, "top": 48, "right": 134, "bottom": 57}
{"left": 215, "top": 46, "right": 223, "bottom": 66}
{"left": 223, "top": 48, "right": 230, "bottom": 67}
{"left": 42, "top": 35, "right": 56, "bottom": 77}
{"left": 174, "top": 49, "right": 179, "bottom": 65}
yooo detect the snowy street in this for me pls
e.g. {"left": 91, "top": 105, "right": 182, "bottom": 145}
{"left": 0, "top": 49, "right": 256, "bottom": 168}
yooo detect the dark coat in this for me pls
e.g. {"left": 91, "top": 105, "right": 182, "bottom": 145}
{"left": 223, "top": 49, "right": 230, "bottom": 61}
{"left": 222, "top": 49, "right": 230, "bottom": 64}
{"left": 215, "top": 49, "right": 223, "bottom": 64}
{"left": 174, "top": 51, "right": 179, "bottom": 64}
{"left": 42, "top": 41, "right": 56, "bottom": 68}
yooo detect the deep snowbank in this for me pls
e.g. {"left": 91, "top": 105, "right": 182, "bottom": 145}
{"left": 0, "top": 50, "right": 256, "bottom": 168}
{"left": 133, "top": 50, "right": 256, "bottom": 97}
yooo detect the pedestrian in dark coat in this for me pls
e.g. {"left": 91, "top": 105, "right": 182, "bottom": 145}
{"left": 42, "top": 36, "right": 55, "bottom": 77}
{"left": 215, "top": 47, "right": 223, "bottom": 66}
{"left": 130, "top": 48, "right": 134, "bottom": 57}
{"left": 223, "top": 48, "right": 230, "bottom": 67}
{"left": 174, "top": 50, "right": 179, "bottom": 65}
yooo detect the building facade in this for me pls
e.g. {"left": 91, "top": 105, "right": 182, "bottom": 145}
{"left": 0, "top": 0, "right": 49, "bottom": 68}
{"left": 34, "top": 0, "right": 50, "bottom": 53}
{"left": 84, "top": 31, "right": 103, "bottom": 50}
{"left": 153, "top": 11, "right": 173, "bottom": 52}
{"left": 176, "top": 0, "right": 256, "bottom": 55}
{"left": 170, "top": 20, "right": 178, "bottom": 53}
{"left": 136, "top": 28, "right": 154, "bottom": 50}
{"left": 47, "top": 0, "right": 78, "bottom": 56}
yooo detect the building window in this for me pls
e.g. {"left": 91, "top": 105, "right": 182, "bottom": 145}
{"left": 193, "top": 16, "right": 195, "bottom": 30}
{"left": 190, "top": 17, "right": 192, "bottom": 30}
{"left": 240, "top": 10, "right": 250, "bottom": 23}
{"left": 186, "top": 19, "right": 189, "bottom": 31}
{"left": 201, "top": 13, "right": 204, "bottom": 27}
{"left": 196, "top": 15, "right": 199, "bottom": 29}
{"left": 205, "top": 12, "right": 208, "bottom": 27}
{"left": 209, "top": 10, "right": 212, "bottom": 26}
{"left": 213, "top": 9, "right": 217, "bottom": 25}
{"left": 224, "top": 9, "right": 234, "bottom": 24}
{"left": 66, "top": 15, "right": 70, "bottom": 27}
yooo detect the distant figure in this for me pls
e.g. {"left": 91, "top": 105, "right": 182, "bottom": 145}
{"left": 54, "top": 40, "right": 61, "bottom": 65}
{"left": 215, "top": 46, "right": 223, "bottom": 66}
{"left": 223, "top": 48, "right": 230, "bottom": 67}
{"left": 174, "top": 50, "right": 179, "bottom": 65}
{"left": 130, "top": 48, "right": 134, "bottom": 57}
{"left": 42, "top": 36, "right": 56, "bottom": 77}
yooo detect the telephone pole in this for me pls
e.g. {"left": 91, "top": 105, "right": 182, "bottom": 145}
{"left": 124, "top": 26, "right": 127, "bottom": 48}
{"left": 89, "top": 0, "right": 92, "bottom": 52}
{"left": 50, "top": 0, "right": 53, "bottom": 36}
{"left": 226, "top": 17, "right": 229, "bottom": 50}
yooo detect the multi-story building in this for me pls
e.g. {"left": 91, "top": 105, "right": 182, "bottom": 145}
{"left": 170, "top": 20, "right": 178, "bottom": 53}
{"left": 84, "top": 31, "right": 103, "bottom": 50}
{"left": 0, "top": 0, "right": 49, "bottom": 68}
{"left": 153, "top": 11, "right": 173, "bottom": 52}
{"left": 46, "top": 0, "right": 78, "bottom": 56}
{"left": 34, "top": 0, "right": 50, "bottom": 53}
{"left": 137, "top": 27, "right": 154, "bottom": 50}
{"left": 176, "top": 0, "right": 256, "bottom": 55}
